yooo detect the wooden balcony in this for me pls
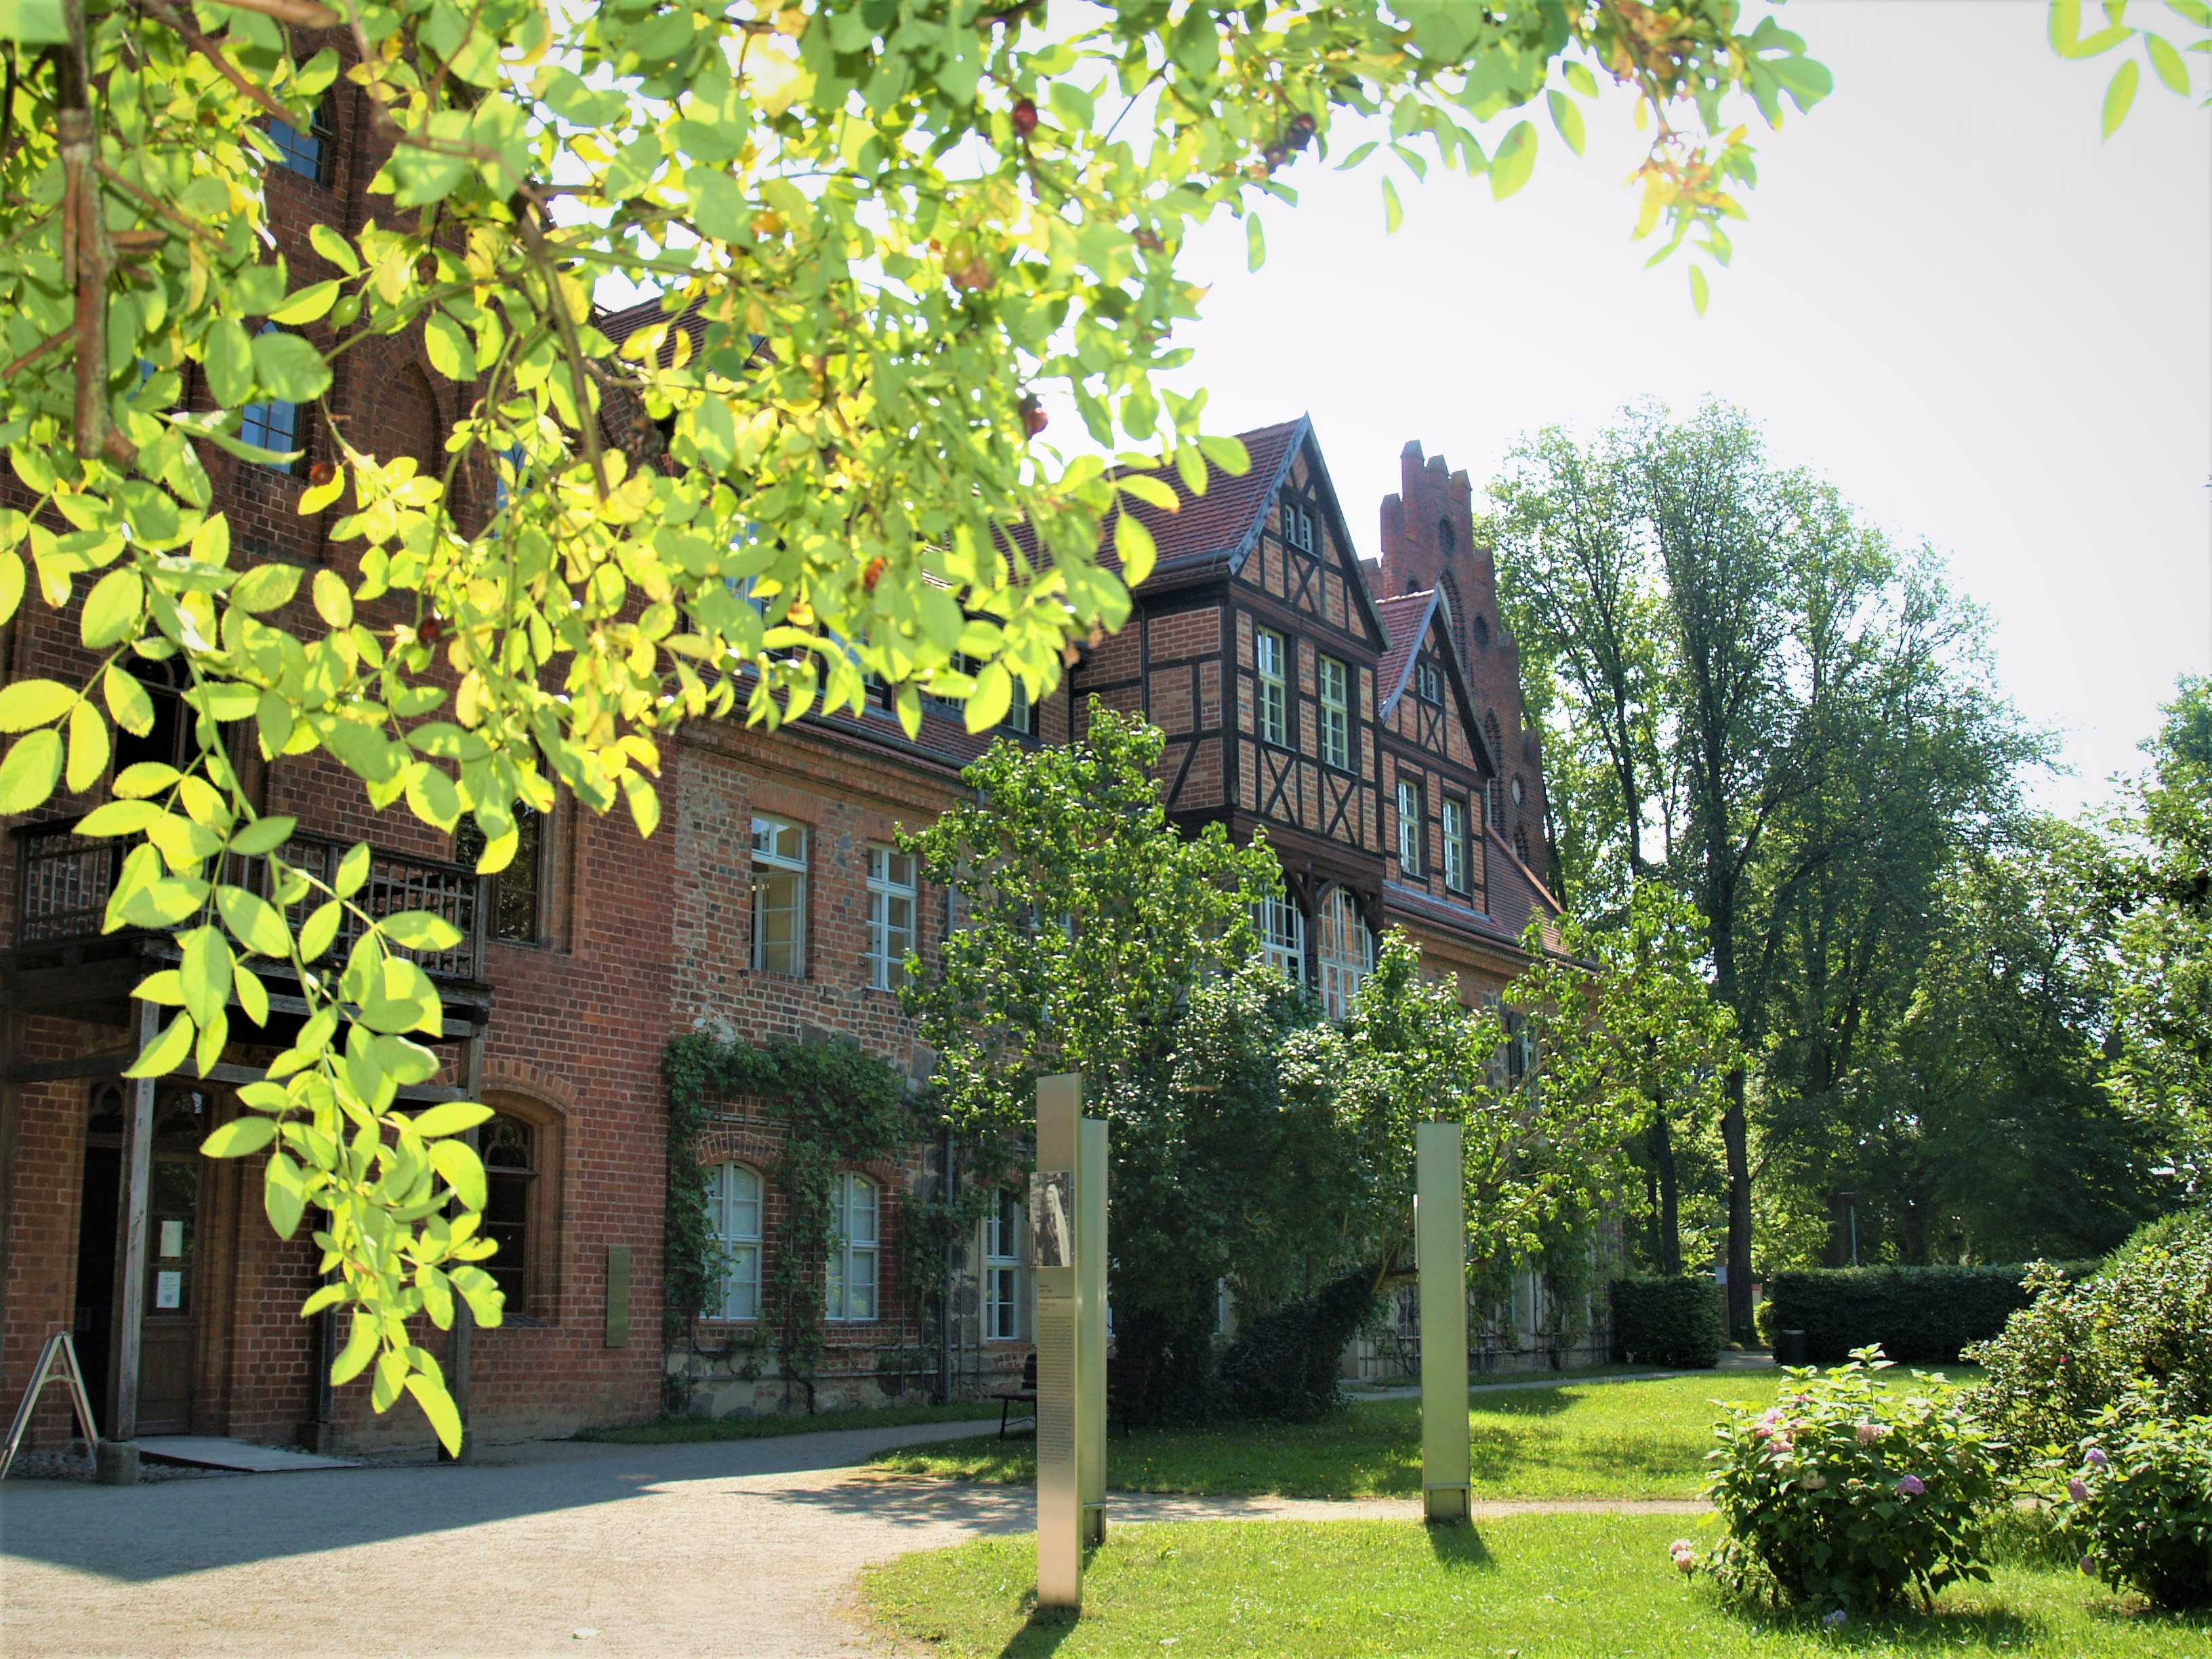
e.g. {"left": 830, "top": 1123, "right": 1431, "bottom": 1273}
{"left": 5, "top": 817, "right": 492, "bottom": 1030}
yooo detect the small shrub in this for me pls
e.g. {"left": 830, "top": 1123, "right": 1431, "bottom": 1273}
{"left": 1213, "top": 1267, "right": 1379, "bottom": 1422}
{"left": 1692, "top": 1347, "right": 2002, "bottom": 1615}
{"left": 1611, "top": 1275, "right": 1725, "bottom": 1370}
{"left": 1968, "top": 1206, "right": 2212, "bottom": 1459}
{"left": 1763, "top": 1263, "right": 2093, "bottom": 1366}
{"left": 2056, "top": 1395, "right": 2212, "bottom": 1610}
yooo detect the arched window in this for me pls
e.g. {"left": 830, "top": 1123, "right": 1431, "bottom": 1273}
{"left": 480, "top": 1113, "right": 535, "bottom": 1311}
{"left": 1316, "top": 888, "right": 1372, "bottom": 1019}
{"left": 825, "top": 1172, "right": 880, "bottom": 1322}
{"left": 1437, "top": 516, "right": 1456, "bottom": 556}
{"left": 1471, "top": 612, "right": 1491, "bottom": 649}
{"left": 709, "top": 1163, "right": 763, "bottom": 1321}
{"left": 1255, "top": 892, "right": 1305, "bottom": 984}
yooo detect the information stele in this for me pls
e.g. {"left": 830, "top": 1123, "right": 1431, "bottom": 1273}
{"left": 1032, "top": 1073, "right": 1107, "bottom": 1610}
{"left": 1417, "top": 1118, "right": 1471, "bottom": 1523}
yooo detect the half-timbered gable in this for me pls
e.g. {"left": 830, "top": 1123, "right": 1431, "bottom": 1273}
{"left": 1374, "top": 588, "right": 1494, "bottom": 921}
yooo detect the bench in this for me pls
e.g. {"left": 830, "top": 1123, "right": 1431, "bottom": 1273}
{"left": 994, "top": 1352, "right": 1038, "bottom": 1437}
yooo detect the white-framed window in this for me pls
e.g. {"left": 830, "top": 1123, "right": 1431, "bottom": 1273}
{"left": 1316, "top": 888, "right": 1372, "bottom": 1019}
{"left": 1317, "top": 656, "right": 1351, "bottom": 771}
{"left": 1256, "top": 893, "right": 1305, "bottom": 984}
{"left": 1282, "top": 500, "right": 1315, "bottom": 551}
{"left": 1256, "top": 627, "right": 1288, "bottom": 747}
{"left": 751, "top": 815, "right": 807, "bottom": 975}
{"left": 865, "top": 844, "right": 917, "bottom": 990}
{"left": 1442, "top": 796, "right": 1469, "bottom": 894}
{"left": 1396, "top": 778, "right": 1423, "bottom": 877}
{"left": 825, "top": 1172, "right": 880, "bottom": 1322}
{"left": 1004, "top": 676, "right": 1035, "bottom": 736}
{"left": 1416, "top": 659, "right": 1443, "bottom": 704}
{"left": 709, "top": 1162, "right": 762, "bottom": 1321}
{"left": 983, "top": 1189, "right": 1025, "bottom": 1342}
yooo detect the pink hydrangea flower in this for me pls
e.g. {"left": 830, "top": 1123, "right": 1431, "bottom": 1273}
{"left": 1856, "top": 1422, "right": 1882, "bottom": 1445}
{"left": 1895, "top": 1474, "right": 1925, "bottom": 1498}
{"left": 2085, "top": 1447, "right": 2108, "bottom": 1468}
{"left": 2068, "top": 1478, "right": 2091, "bottom": 1503}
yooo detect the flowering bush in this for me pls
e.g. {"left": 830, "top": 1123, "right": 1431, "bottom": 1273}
{"left": 1689, "top": 1347, "right": 2003, "bottom": 1614}
{"left": 2056, "top": 1396, "right": 2212, "bottom": 1609}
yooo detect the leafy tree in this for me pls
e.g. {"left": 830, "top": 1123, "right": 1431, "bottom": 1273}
{"left": 1492, "top": 401, "right": 2035, "bottom": 1330}
{"left": 2048, "top": 0, "right": 2211, "bottom": 138}
{"left": 0, "top": 0, "right": 1832, "bottom": 1443}
{"left": 2108, "top": 676, "right": 2212, "bottom": 1191}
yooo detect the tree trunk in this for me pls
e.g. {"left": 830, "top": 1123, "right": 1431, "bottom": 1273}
{"left": 1722, "top": 1069, "right": 1753, "bottom": 1337}
{"left": 1647, "top": 1107, "right": 1681, "bottom": 1275}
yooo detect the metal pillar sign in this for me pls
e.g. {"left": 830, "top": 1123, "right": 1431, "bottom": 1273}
{"left": 1416, "top": 1120, "right": 1471, "bottom": 1523}
{"left": 1033, "top": 1073, "right": 1107, "bottom": 1610}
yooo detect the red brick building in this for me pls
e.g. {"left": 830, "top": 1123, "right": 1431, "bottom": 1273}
{"left": 1, "top": 108, "right": 1563, "bottom": 1457}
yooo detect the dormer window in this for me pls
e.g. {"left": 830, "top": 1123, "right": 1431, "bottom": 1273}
{"left": 1416, "top": 658, "right": 1442, "bottom": 704}
{"left": 1282, "top": 501, "right": 1315, "bottom": 552}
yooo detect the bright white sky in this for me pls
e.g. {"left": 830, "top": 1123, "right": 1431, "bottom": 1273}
{"left": 1141, "top": 1, "right": 2211, "bottom": 820}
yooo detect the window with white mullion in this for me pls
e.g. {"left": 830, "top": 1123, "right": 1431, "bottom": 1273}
{"left": 1317, "top": 656, "right": 1351, "bottom": 771}
{"left": 983, "top": 1189, "right": 1025, "bottom": 1341}
{"left": 1316, "top": 888, "right": 1372, "bottom": 1019}
{"left": 1442, "top": 796, "right": 1469, "bottom": 895}
{"left": 865, "top": 844, "right": 917, "bottom": 990}
{"left": 710, "top": 1163, "right": 762, "bottom": 1321}
{"left": 1255, "top": 626, "right": 1288, "bottom": 747}
{"left": 1256, "top": 892, "right": 1306, "bottom": 985}
{"left": 1395, "top": 777, "right": 1423, "bottom": 878}
{"left": 825, "top": 1172, "right": 880, "bottom": 1322}
{"left": 751, "top": 815, "right": 808, "bottom": 975}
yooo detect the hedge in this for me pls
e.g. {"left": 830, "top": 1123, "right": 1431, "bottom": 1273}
{"left": 1763, "top": 1263, "right": 2095, "bottom": 1366}
{"left": 1214, "top": 1267, "right": 1380, "bottom": 1422}
{"left": 1610, "top": 1275, "right": 1727, "bottom": 1370}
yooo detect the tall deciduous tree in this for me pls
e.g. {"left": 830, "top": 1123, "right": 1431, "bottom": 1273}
{"left": 0, "top": 0, "right": 1832, "bottom": 1441}
{"left": 1492, "top": 401, "right": 2034, "bottom": 1328}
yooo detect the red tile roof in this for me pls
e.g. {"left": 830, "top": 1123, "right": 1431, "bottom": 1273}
{"left": 1374, "top": 589, "right": 1437, "bottom": 712}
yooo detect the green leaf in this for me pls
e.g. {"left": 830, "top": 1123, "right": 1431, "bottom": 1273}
{"left": 1245, "top": 212, "right": 1265, "bottom": 272}
{"left": 407, "top": 1373, "right": 464, "bottom": 1456}
{"left": 125, "top": 1010, "right": 195, "bottom": 1078}
{"left": 1547, "top": 89, "right": 1586, "bottom": 156}
{"left": 205, "top": 319, "right": 255, "bottom": 408}
{"left": 270, "top": 281, "right": 340, "bottom": 325}
{"left": 381, "top": 907, "right": 466, "bottom": 950}
{"left": 2144, "top": 32, "right": 2193, "bottom": 91}
{"left": 81, "top": 568, "right": 143, "bottom": 648}
{"left": 623, "top": 773, "right": 659, "bottom": 839}
{"left": 411, "top": 1101, "right": 493, "bottom": 1139}
{"left": 1382, "top": 175, "right": 1403, "bottom": 234}
{"left": 203, "top": 1115, "right": 277, "bottom": 1158}
{"left": 1562, "top": 60, "right": 1599, "bottom": 98}
{"left": 2103, "top": 56, "right": 2141, "bottom": 133}
{"left": 218, "top": 884, "right": 292, "bottom": 956}
{"left": 330, "top": 1311, "right": 378, "bottom": 1385}
{"left": 423, "top": 312, "right": 476, "bottom": 381}
{"left": 0, "top": 728, "right": 63, "bottom": 814}
{"left": 232, "top": 961, "right": 269, "bottom": 1025}
{"left": 104, "top": 664, "right": 155, "bottom": 736}
{"left": 451, "top": 1263, "right": 505, "bottom": 1326}
{"left": 181, "top": 923, "right": 234, "bottom": 1025}
{"left": 335, "top": 842, "right": 371, "bottom": 897}
{"left": 77, "top": 799, "right": 161, "bottom": 836}
{"left": 309, "top": 224, "right": 361, "bottom": 275}
{"left": 0, "top": 677, "right": 72, "bottom": 732}
{"left": 230, "top": 561, "right": 303, "bottom": 614}
{"left": 112, "top": 760, "right": 178, "bottom": 798}
{"left": 251, "top": 329, "right": 331, "bottom": 403}
{"left": 0, "top": 550, "right": 22, "bottom": 626}
{"left": 65, "top": 700, "right": 109, "bottom": 794}
{"left": 299, "top": 900, "right": 342, "bottom": 962}
{"left": 1115, "top": 511, "right": 1158, "bottom": 588}
{"left": 1490, "top": 121, "right": 1538, "bottom": 201}
{"left": 228, "top": 814, "right": 298, "bottom": 857}
{"left": 265, "top": 1151, "right": 307, "bottom": 1237}
{"left": 430, "top": 1138, "right": 486, "bottom": 1210}
{"left": 0, "top": 0, "right": 66, "bottom": 42}
{"left": 1690, "top": 266, "right": 1711, "bottom": 315}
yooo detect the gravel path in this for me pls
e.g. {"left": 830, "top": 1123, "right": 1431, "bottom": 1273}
{"left": 1, "top": 1421, "right": 1707, "bottom": 1658}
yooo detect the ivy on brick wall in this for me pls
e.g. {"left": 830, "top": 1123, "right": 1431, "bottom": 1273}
{"left": 663, "top": 1034, "right": 914, "bottom": 1409}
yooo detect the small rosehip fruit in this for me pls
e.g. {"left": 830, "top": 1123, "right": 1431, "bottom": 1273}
{"left": 1011, "top": 97, "right": 1038, "bottom": 137}
{"left": 1287, "top": 113, "right": 1316, "bottom": 150}
{"left": 415, "top": 253, "right": 439, "bottom": 284}
{"left": 863, "top": 556, "right": 887, "bottom": 594}
{"left": 417, "top": 615, "right": 444, "bottom": 643}
{"left": 331, "top": 295, "right": 361, "bottom": 327}
{"left": 306, "top": 459, "right": 337, "bottom": 487}
{"left": 1019, "top": 394, "right": 1047, "bottom": 438}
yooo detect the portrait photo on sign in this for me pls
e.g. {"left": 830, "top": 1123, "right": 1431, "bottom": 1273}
{"left": 1029, "top": 1170, "right": 1073, "bottom": 1269}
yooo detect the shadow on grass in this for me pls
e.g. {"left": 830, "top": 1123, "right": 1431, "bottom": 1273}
{"left": 991, "top": 1603, "right": 1078, "bottom": 1659}
{"left": 1423, "top": 1520, "right": 1498, "bottom": 1572}
{"left": 1711, "top": 1593, "right": 2053, "bottom": 1650}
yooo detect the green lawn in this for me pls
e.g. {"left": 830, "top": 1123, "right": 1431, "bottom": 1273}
{"left": 867, "top": 1372, "right": 1847, "bottom": 1500}
{"left": 575, "top": 1398, "right": 1002, "bottom": 1444}
{"left": 861, "top": 1514, "right": 2211, "bottom": 1658}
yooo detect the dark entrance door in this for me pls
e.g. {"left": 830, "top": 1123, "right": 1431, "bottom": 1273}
{"left": 77, "top": 1082, "right": 213, "bottom": 1435}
